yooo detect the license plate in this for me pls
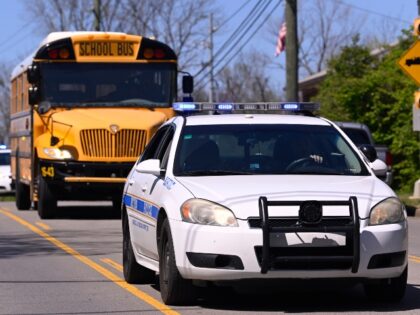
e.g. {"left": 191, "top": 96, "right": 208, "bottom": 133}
{"left": 270, "top": 232, "right": 346, "bottom": 247}
{"left": 78, "top": 41, "right": 135, "bottom": 57}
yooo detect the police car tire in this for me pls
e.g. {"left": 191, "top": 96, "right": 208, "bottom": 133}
{"left": 159, "top": 218, "right": 195, "bottom": 305}
{"left": 122, "top": 210, "right": 155, "bottom": 284}
{"left": 15, "top": 160, "right": 31, "bottom": 210}
{"left": 37, "top": 175, "right": 57, "bottom": 219}
{"left": 363, "top": 266, "right": 407, "bottom": 302}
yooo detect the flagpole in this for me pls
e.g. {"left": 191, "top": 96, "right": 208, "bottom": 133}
{"left": 285, "top": 0, "right": 298, "bottom": 101}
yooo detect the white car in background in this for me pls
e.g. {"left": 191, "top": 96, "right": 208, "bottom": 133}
{"left": 122, "top": 102, "right": 407, "bottom": 305}
{"left": 0, "top": 147, "right": 13, "bottom": 193}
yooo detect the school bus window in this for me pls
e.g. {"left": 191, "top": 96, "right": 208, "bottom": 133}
{"left": 96, "top": 84, "right": 117, "bottom": 98}
{"left": 39, "top": 62, "right": 176, "bottom": 106}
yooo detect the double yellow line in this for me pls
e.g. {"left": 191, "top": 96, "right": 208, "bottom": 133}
{"left": 0, "top": 208, "right": 179, "bottom": 315}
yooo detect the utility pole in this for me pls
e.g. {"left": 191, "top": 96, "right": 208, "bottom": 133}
{"left": 209, "top": 13, "right": 215, "bottom": 103}
{"left": 418, "top": 0, "right": 420, "bottom": 15}
{"left": 285, "top": 0, "right": 298, "bottom": 101}
{"left": 94, "top": 0, "right": 101, "bottom": 31}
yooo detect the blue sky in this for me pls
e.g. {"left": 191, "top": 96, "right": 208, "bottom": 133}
{"left": 0, "top": 0, "right": 417, "bottom": 82}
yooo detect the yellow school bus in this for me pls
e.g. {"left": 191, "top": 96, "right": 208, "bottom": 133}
{"left": 10, "top": 31, "right": 189, "bottom": 219}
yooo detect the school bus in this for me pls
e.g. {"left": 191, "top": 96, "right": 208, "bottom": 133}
{"left": 10, "top": 31, "right": 191, "bottom": 219}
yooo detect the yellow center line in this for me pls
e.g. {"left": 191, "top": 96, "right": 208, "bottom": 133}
{"left": 409, "top": 255, "right": 420, "bottom": 263}
{"left": 0, "top": 208, "right": 179, "bottom": 315}
{"left": 35, "top": 221, "right": 51, "bottom": 230}
{"left": 101, "top": 258, "right": 123, "bottom": 272}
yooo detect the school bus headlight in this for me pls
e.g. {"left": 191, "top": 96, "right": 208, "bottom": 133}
{"left": 43, "top": 147, "right": 73, "bottom": 160}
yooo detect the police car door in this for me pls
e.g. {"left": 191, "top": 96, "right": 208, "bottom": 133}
{"left": 126, "top": 125, "right": 174, "bottom": 261}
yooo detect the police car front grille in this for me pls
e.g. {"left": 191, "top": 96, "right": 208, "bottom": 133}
{"left": 80, "top": 129, "right": 147, "bottom": 158}
{"left": 248, "top": 217, "right": 353, "bottom": 228}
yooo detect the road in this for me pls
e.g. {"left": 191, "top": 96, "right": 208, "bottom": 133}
{"left": 1, "top": 201, "right": 420, "bottom": 315}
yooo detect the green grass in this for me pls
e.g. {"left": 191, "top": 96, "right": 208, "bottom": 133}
{"left": 0, "top": 194, "right": 15, "bottom": 202}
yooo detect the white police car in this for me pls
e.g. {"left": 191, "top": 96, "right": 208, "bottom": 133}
{"left": 0, "top": 146, "right": 13, "bottom": 193}
{"left": 122, "top": 102, "right": 407, "bottom": 305}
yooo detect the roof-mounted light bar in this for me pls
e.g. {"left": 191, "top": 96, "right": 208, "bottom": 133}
{"left": 173, "top": 102, "right": 320, "bottom": 113}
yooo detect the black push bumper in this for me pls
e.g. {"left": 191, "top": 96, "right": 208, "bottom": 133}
{"left": 255, "top": 196, "right": 360, "bottom": 274}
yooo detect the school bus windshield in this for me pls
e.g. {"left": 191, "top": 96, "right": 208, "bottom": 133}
{"left": 40, "top": 63, "right": 176, "bottom": 107}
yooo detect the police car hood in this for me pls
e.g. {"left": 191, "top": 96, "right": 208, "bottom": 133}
{"left": 176, "top": 175, "right": 395, "bottom": 219}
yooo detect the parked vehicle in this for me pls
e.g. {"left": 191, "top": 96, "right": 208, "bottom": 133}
{"left": 0, "top": 146, "right": 13, "bottom": 193}
{"left": 334, "top": 121, "right": 393, "bottom": 185}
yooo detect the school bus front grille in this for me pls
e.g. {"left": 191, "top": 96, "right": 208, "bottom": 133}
{"left": 80, "top": 129, "right": 147, "bottom": 158}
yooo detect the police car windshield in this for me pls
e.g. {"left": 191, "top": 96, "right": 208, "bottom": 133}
{"left": 39, "top": 63, "right": 176, "bottom": 107}
{"left": 173, "top": 124, "right": 369, "bottom": 176}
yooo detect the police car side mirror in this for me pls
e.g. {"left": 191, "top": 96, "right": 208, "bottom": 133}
{"left": 135, "top": 159, "right": 161, "bottom": 176}
{"left": 359, "top": 144, "right": 377, "bottom": 163}
{"left": 369, "top": 159, "right": 387, "bottom": 177}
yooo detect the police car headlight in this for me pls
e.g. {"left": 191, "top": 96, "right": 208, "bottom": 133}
{"left": 43, "top": 148, "right": 72, "bottom": 160}
{"left": 369, "top": 197, "right": 405, "bottom": 225}
{"left": 181, "top": 199, "right": 238, "bottom": 227}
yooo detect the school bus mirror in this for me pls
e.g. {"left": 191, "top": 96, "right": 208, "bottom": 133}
{"left": 27, "top": 63, "right": 40, "bottom": 84}
{"left": 28, "top": 86, "right": 40, "bottom": 106}
{"left": 182, "top": 75, "right": 194, "bottom": 94}
{"left": 414, "top": 18, "right": 420, "bottom": 36}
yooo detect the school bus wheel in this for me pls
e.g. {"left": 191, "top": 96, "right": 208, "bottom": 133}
{"left": 37, "top": 174, "right": 57, "bottom": 219}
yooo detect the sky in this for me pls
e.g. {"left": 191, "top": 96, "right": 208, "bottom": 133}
{"left": 0, "top": 0, "right": 418, "bottom": 85}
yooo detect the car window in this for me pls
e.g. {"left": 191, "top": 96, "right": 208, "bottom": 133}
{"left": 0, "top": 152, "right": 10, "bottom": 165}
{"left": 139, "top": 126, "right": 170, "bottom": 163}
{"left": 341, "top": 128, "right": 371, "bottom": 146}
{"left": 173, "top": 124, "right": 369, "bottom": 176}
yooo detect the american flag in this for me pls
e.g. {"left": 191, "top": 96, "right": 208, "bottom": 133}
{"left": 275, "top": 22, "right": 286, "bottom": 56}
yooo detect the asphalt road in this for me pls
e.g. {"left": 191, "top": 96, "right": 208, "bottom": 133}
{"left": 1, "top": 201, "right": 420, "bottom": 315}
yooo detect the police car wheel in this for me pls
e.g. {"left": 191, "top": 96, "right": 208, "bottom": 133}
{"left": 122, "top": 209, "right": 155, "bottom": 284}
{"left": 364, "top": 266, "right": 407, "bottom": 302}
{"left": 159, "top": 218, "right": 195, "bottom": 305}
{"left": 37, "top": 175, "right": 57, "bottom": 219}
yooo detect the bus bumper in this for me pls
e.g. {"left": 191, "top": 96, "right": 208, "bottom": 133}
{"left": 38, "top": 160, "right": 132, "bottom": 200}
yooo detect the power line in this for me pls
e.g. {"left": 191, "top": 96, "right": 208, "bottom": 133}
{"left": 216, "top": 0, "right": 253, "bottom": 32}
{"left": 331, "top": 0, "right": 411, "bottom": 24}
{"left": 194, "top": 0, "right": 265, "bottom": 78}
{"left": 0, "top": 20, "right": 33, "bottom": 50}
{"left": 195, "top": 0, "right": 273, "bottom": 85}
{"left": 196, "top": 0, "right": 282, "bottom": 91}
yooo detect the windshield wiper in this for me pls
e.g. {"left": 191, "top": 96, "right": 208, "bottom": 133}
{"left": 180, "top": 170, "right": 256, "bottom": 176}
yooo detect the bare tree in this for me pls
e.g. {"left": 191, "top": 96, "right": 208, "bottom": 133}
{"left": 215, "top": 51, "right": 280, "bottom": 102}
{"left": 0, "top": 64, "right": 11, "bottom": 144}
{"left": 123, "top": 0, "right": 216, "bottom": 71}
{"left": 267, "top": 0, "right": 364, "bottom": 77}
{"left": 24, "top": 0, "right": 216, "bottom": 71}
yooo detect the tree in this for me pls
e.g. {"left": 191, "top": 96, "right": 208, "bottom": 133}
{"left": 24, "top": 0, "right": 216, "bottom": 71}
{"left": 0, "top": 64, "right": 11, "bottom": 144}
{"left": 315, "top": 32, "right": 420, "bottom": 191}
{"left": 267, "top": 0, "right": 364, "bottom": 78}
{"left": 213, "top": 51, "right": 280, "bottom": 102}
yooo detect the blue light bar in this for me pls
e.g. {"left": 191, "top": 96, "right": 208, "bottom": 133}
{"left": 0, "top": 144, "right": 6, "bottom": 150}
{"left": 217, "top": 103, "right": 233, "bottom": 111}
{"left": 173, "top": 102, "right": 198, "bottom": 111}
{"left": 282, "top": 103, "right": 299, "bottom": 110}
{"left": 172, "top": 102, "right": 320, "bottom": 113}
